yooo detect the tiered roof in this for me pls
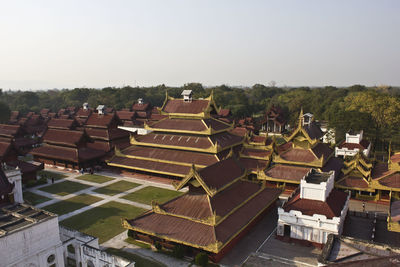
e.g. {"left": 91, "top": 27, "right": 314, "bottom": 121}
{"left": 108, "top": 92, "right": 243, "bottom": 178}
{"left": 259, "top": 109, "right": 337, "bottom": 185}
{"left": 123, "top": 158, "right": 281, "bottom": 253}
{"left": 335, "top": 153, "right": 374, "bottom": 191}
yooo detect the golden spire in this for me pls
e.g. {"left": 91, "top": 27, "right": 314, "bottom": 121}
{"left": 298, "top": 107, "right": 304, "bottom": 127}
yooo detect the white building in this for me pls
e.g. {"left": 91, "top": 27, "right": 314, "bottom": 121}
{"left": 277, "top": 169, "right": 349, "bottom": 246}
{"left": 0, "top": 167, "right": 134, "bottom": 267}
{"left": 335, "top": 130, "right": 371, "bottom": 158}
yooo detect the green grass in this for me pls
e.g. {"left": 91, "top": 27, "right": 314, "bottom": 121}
{"left": 125, "top": 237, "right": 152, "bottom": 249}
{"left": 75, "top": 174, "right": 115, "bottom": 184}
{"left": 60, "top": 201, "right": 145, "bottom": 243}
{"left": 38, "top": 170, "right": 67, "bottom": 180}
{"left": 39, "top": 181, "right": 91, "bottom": 196}
{"left": 93, "top": 180, "right": 140, "bottom": 196}
{"left": 122, "top": 186, "right": 183, "bottom": 205}
{"left": 23, "top": 191, "right": 51, "bottom": 205}
{"left": 42, "top": 194, "right": 103, "bottom": 215}
{"left": 105, "top": 248, "right": 167, "bottom": 267}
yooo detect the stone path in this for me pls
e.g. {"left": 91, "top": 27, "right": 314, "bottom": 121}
{"left": 101, "top": 230, "right": 191, "bottom": 267}
{"left": 25, "top": 169, "right": 184, "bottom": 221}
{"left": 22, "top": 168, "right": 192, "bottom": 266}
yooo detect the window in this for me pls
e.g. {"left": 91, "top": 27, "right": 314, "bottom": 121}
{"left": 47, "top": 254, "right": 55, "bottom": 264}
{"left": 67, "top": 244, "right": 75, "bottom": 254}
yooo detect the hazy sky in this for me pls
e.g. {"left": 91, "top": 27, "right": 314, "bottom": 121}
{"left": 1, "top": 0, "right": 399, "bottom": 90}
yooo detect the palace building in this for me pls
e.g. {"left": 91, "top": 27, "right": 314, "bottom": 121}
{"left": 83, "top": 105, "right": 130, "bottom": 154}
{"left": 258, "top": 110, "right": 342, "bottom": 194}
{"left": 334, "top": 150, "right": 400, "bottom": 202}
{"left": 31, "top": 129, "right": 105, "bottom": 170}
{"left": 108, "top": 91, "right": 244, "bottom": 179}
{"left": 123, "top": 157, "right": 281, "bottom": 262}
{"left": 260, "top": 105, "right": 287, "bottom": 134}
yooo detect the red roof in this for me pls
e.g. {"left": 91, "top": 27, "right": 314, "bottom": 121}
{"left": 231, "top": 127, "right": 248, "bottom": 137}
{"left": 338, "top": 140, "right": 370, "bottom": 150}
{"left": 218, "top": 109, "right": 231, "bottom": 117}
{"left": 0, "top": 142, "right": 12, "bottom": 159}
{"left": 85, "top": 128, "right": 129, "bottom": 141}
{"left": 238, "top": 158, "right": 269, "bottom": 171}
{"left": 85, "top": 113, "right": 118, "bottom": 128}
{"left": 378, "top": 173, "right": 400, "bottom": 188}
{"left": 162, "top": 99, "right": 210, "bottom": 114}
{"left": 116, "top": 110, "right": 135, "bottom": 121}
{"left": 132, "top": 102, "right": 150, "bottom": 112}
{"left": 43, "top": 129, "right": 85, "bottom": 147}
{"left": 148, "top": 118, "right": 230, "bottom": 133}
{"left": 47, "top": 118, "right": 77, "bottom": 130}
{"left": 75, "top": 108, "right": 92, "bottom": 118}
{"left": 122, "top": 146, "right": 219, "bottom": 166}
{"left": 109, "top": 156, "right": 191, "bottom": 176}
{"left": 0, "top": 124, "right": 21, "bottom": 137}
{"left": 197, "top": 157, "right": 245, "bottom": 191}
{"left": 31, "top": 144, "right": 105, "bottom": 162}
{"left": 241, "top": 148, "right": 272, "bottom": 158}
{"left": 337, "top": 176, "right": 369, "bottom": 189}
{"left": 265, "top": 164, "right": 311, "bottom": 182}
{"left": 283, "top": 189, "right": 348, "bottom": 219}
{"left": 127, "top": 185, "right": 280, "bottom": 250}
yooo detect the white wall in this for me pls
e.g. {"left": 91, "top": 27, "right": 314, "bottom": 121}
{"left": 277, "top": 193, "right": 349, "bottom": 244}
{"left": 0, "top": 217, "right": 64, "bottom": 267}
{"left": 300, "top": 171, "right": 334, "bottom": 202}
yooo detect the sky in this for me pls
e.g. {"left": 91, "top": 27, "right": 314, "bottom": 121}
{"left": 0, "top": 0, "right": 399, "bottom": 90}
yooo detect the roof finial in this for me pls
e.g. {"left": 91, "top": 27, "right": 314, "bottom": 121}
{"left": 298, "top": 107, "right": 304, "bottom": 128}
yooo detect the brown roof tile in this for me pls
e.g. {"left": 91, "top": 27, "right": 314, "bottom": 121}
{"left": 311, "top": 143, "right": 333, "bottom": 159}
{"left": 337, "top": 176, "right": 369, "bottom": 189}
{"left": 116, "top": 110, "right": 134, "bottom": 121}
{"left": 378, "top": 173, "right": 400, "bottom": 188}
{"left": 265, "top": 164, "right": 311, "bottom": 182}
{"left": 280, "top": 148, "right": 317, "bottom": 163}
{"left": 198, "top": 158, "right": 245, "bottom": 190}
{"left": 43, "top": 129, "right": 85, "bottom": 147}
{"left": 241, "top": 148, "right": 272, "bottom": 158}
{"left": 283, "top": 189, "right": 348, "bottom": 219}
{"left": 162, "top": 99, "right": 210, "bottom": 114}
{"left": 238, "top": 158, "right": 269, "bottom": 172}
{"left": 85, "top": 113, "right": 118, "bottom": 128}
{"left": 109, "top": 156, "right": 191, "bottom": 176}
{"left": 122, "top": 146, "right": 219, "bottom": 166}
{"left": 47, "top": 118, "right": 77, "bottom": 130}
{"left": 338, "top": 140, "right": 370, "bottom": 150}
{"left": 132, "top": 102, "right": 150, "bottom": 112}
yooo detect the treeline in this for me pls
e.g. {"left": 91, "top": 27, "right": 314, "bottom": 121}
{"left": 1, "top": 83, "right": 400, "bottom": 145}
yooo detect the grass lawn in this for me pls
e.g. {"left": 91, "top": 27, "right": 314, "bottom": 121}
{"left": 75, "top": 174, "right": 115, "bottom": 184}
{"left": 23, "top": 191, "right": 51, "bottom": 205}
{"left": 105, "top": 248, "right": 167, "bottom": 267}
{"left": 38, "top": 170, "right": 67, "bottom": 180}
{"left": 122, "top": 186, "right": 183, "bottom": 205}
{"left": 60, "top": 201, "right": 145, "bottom": 243}
{"left": 93, "top": 180, "right": 140, "bottom": 196}
{"left": 42, "top": 194, "right": 102, "bottom": 215}
{"left": 39, "top": 181, "right": 91, "bottom": 196}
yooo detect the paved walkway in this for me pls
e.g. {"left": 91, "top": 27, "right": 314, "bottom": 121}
{"left": 25, "top": 168, "right": 183, "bottom": 222}
{"left": 101, "top": 230, "right": 190, "bottom": 267}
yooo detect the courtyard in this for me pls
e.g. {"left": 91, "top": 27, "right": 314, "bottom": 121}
{"left": 25, "top": 169, "right": 185, "bottom": 246}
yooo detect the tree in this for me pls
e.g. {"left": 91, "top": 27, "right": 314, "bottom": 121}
{"left": 0, "top": 102, "right": 10, "bottom": 123}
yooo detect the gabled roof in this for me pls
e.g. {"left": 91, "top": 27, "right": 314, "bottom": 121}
{"left": 85, "top": 113, "right": 119, "bottom": 128}
{"left": 116, "top": 110, "right": 135, "bottom": 121}
{"left": 174, "top": 157, "right": 246, "bottom": 197}
{"left": 31, "top": 144, "right": 105, "bottom": 162}
{"left": 262, "top": 164, "right": 312, "bottom": 183}
{"left": 160, "top": 91, "right": 218, "bottom": 117}
{"left": 132, "top": 102, "right": 151, "bottom": 112}
{"left": 47, "top": 118, "right": 78, "bottom": 130}
{"left": 125, "top": 179, "right": 281, "bottom": 253}
{"left": 0, "top": 124, "right": 22, "bottom": 137}
{"left": 145, "top": 117, "right": 232, "bottom": 134}
{"left": 0, "top": 142, "right": 13, "bottom": 160}
{"left": 284, "top": 109, "right": 320, "bottom": 145}
{"left": 42, "top": 129, "right": 86, "bottom": 147}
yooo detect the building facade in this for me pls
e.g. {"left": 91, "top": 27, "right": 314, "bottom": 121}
{"left": 277, "top": 169, "right": 349, "bottom": 247}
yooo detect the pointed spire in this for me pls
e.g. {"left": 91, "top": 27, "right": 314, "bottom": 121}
{"left": 298, "top": 107, "right": 304, "bottom": 127}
